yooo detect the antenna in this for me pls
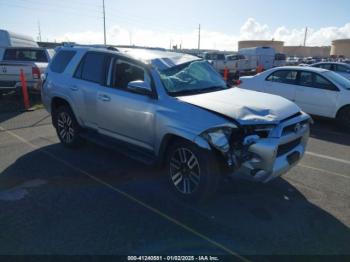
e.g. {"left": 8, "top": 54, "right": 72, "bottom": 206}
{"left": 102, "top": 0, "right": 107, "bottom": 45}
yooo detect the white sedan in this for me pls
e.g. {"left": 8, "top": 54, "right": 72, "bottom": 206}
{"left": 239, "top": 66, "right": 350, "bottom": 130}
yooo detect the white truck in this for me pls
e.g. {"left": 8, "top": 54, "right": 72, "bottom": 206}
{"left": 238, "top": 47, "right": 276, "bottom": 71}
{"left": 203, "top": 52, "right": 256, "bottom": 77}
{"left": 0, "top": 30, "right": 52, "bottom": 94}
{"left": 225, "top": 54, "right": 257, "bottom": 76}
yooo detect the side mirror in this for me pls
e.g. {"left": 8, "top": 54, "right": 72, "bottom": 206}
{"left": 127, "top": 80, "right": 153, "bottom": 96}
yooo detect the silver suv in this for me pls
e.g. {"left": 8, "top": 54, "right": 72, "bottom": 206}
{"left": 42, "top": 46, "right": 311, "bottom": 201}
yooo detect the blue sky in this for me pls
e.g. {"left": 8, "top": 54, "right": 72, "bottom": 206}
{"left": 1, "top": 0, "right": 350, "bottom": 50}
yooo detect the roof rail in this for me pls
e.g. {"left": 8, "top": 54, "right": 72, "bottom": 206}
{"left": 61, "top": 43, "right": 119, "bottom": 51}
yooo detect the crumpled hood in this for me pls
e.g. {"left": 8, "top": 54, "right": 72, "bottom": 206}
{"left": 178, "top": 88, "right": 301, "bottom": 125}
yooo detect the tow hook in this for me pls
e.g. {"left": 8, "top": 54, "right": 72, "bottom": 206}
{"left": 243, "top": 135, "right": 260, "bottom": 146}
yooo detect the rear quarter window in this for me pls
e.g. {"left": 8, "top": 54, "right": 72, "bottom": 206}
{"left": 50, "top": 50, "right": 76, "bottom": 73}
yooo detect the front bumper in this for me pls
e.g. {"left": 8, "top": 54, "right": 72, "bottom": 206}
{"left": 233, "top": 113, "right": 310, "bottom": 183}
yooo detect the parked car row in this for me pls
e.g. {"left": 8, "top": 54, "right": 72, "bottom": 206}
{"left": 202, "top": 51, "right": 256, "bottom": 76}
{"left": 311, "top": 62, "right": 350, "bottom": 80}
{"left": 286, "top": 56, "right": 350, "bottom": 66}
{"left": 239, "top": 66, "right": 350, "bottom": 130}
{"left": 202, "top": 47, "right": 287, "bottom": 79}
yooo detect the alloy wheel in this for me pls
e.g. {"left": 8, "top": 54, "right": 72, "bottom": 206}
{"left": 169, "top": 148, "right": 201, "bottom": 194}
{"left": 57, "top": 112, "right": 75, "bottom": 144}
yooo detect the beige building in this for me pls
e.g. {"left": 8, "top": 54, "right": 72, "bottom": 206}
{"left": 331, "top": 39, "right": 350, "bottom": 58}
{"left": 238, "top": 40, "right": 284, "bottom": 53}
{"left": 283, "top": 46, "right": 331, "bottom": 58}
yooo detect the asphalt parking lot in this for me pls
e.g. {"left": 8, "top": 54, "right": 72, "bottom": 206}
{"left": 0, "top": 109, "right": 349, "bottom": 259}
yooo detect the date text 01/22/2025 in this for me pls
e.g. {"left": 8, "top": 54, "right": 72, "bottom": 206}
{"left": 127, "top": 256, "right": 220, "bottom": 261}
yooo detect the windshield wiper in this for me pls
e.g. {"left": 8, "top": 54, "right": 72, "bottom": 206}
{"left": 169, "top": 86, "right": 227, "bottom": 96}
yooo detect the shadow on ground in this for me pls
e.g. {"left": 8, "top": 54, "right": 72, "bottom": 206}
{"left": 0, "top": 142, "right": 349, "bottom": 256}
{"left": 0, "top": 93, "right": 45, "bottom": 130}
{"left": 309, "top": 116, "right": 350, "bottom": 146}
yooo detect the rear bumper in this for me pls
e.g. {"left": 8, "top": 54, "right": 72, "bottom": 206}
{"left": 233, "top": 113, "right": 310, "bottom": 183}
{"left": 0, "top": 81, "right": 41, "bottom": 93}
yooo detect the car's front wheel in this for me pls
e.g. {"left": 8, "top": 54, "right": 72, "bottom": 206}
{"left": 54, "top": 105, "right": 82, "bottom": 148}
{"left": 166, "top": 140, "right": 220, "bottom": 202}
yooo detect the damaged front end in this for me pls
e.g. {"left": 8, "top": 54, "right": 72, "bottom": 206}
{"left": 200, "top": 112, "right": 311, "bottom": 183}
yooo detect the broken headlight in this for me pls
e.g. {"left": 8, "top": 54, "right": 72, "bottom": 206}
{"left": 201, "top": 126, "right": 237, "bottom": 153}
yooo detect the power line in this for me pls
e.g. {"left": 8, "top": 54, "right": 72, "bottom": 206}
{"left": 2, "top": 0, "right": 201, "bottom": 48}
{"left": 1, "top": 2, "right": 102, "bottom": 19}
{"left": 12, "top": 0, "right": 101, "bottom": 14}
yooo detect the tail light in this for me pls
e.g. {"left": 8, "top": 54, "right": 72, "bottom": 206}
{"left": 235, "top": 80, "right": 242, "bottom": 86}
{"left": 32, "top": 67, "right": 41, "bottom": 80}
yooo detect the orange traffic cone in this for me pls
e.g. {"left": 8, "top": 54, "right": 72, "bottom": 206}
{"left": 19, "top": 69, "right": 30, "bottom": 110}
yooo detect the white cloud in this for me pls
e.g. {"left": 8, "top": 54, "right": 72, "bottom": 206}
{"left": 50, "top": 18, "right": 350, "bottom": 51}
{"left": 239, "top": 18, "right": 271, "bottom": 40}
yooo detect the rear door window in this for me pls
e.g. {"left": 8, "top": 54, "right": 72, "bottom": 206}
{"left": 75, "top": 52, "right": 110, "bottom": 84}
{"left": 50, "top": 50, "right": 76, "bottom": 73}
{"left": 299, "top": 71, "right": 313, "bottom": 87}
{"left": 266, "top": 70, "right": 298, "bottom": 85}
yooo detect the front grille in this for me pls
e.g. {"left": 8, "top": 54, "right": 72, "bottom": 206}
{"left": 280, "top": 112, "right": 302, "bottom": 123}
{"left": 282, "top": 120, "right": 309, "bottom": 135}
{"left": 277, "top": 138, "right": 302, "bottom": 157}
{"left": 0, "top": 81, "right": 16, "bottom": 87}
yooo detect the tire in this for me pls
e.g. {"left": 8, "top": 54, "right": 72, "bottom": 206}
{"left": 54, "top": 105, "right": 83, "bottom": 148}
{"left": 336, "top": 106, "right": 350, "bottom": 132}
{"left": 166, "top": 140, "right": 220, "bottom": 202}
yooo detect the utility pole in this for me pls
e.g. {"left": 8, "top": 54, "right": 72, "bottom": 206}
{"left": 37, "top": 20, "right": 42, "bottom": 42}
{"left": 198, "top": 24, "right": 201, "bottom": 52}
{"left": 303, "top": 27, "right": 308, "bottom": 46}
{"left": 102, "top": 0, "right": 106, "bottom": 45}
{"left": 128, "top": 30, "right": 132, "bottom": 46}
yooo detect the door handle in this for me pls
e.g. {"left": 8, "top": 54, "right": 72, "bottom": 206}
{"left": 70, "top": 85, "right": 79, "bottom": 91}
{"left": 98, "top": 94, "right": 111, "bottom": 102}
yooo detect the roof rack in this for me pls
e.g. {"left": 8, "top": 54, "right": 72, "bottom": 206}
{"left": 61, "top": 43, "right": 119, "bottom": 51}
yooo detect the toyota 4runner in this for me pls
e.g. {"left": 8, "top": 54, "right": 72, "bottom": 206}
{"left": 42, "top": 46, "right": 311, "bottom": 201}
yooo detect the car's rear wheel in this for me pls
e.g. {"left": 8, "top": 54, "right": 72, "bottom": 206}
{"left": 166, "top": 140, "right": 220, "bottom": 202}
{"left": 336, "top": 106, "right": 350, "bottom": 132}
{"left": 54, "top": 105, "right": 82, "bottom": 148}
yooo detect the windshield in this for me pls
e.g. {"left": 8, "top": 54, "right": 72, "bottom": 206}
{"left": 158, "top": 60, "right": 228, "bottom": 96}
{"left": 324, "top": 71, "right": 350, "bottom": 90}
